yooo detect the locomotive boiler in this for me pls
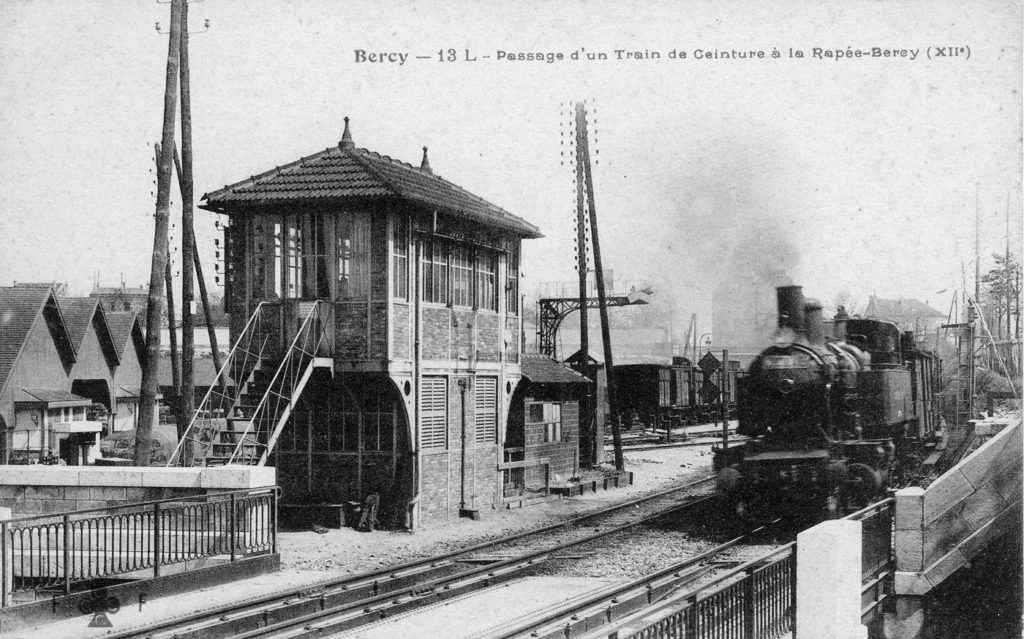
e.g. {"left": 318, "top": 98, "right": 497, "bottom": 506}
{"left": 714, "top": 285, "right": 939, "bottom": 517}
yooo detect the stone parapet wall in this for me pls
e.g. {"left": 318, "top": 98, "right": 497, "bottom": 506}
{"left": 0, "top": 465, "right": 276, "bottom": 516}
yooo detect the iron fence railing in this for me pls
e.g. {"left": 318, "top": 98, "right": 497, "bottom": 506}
{"left": 622, "top": 544, "right": 796, "bottom": 639}
{"left": 0, "top": 487, "right": 278, "bottom": 606}
{"left": 847, "top": 498, "right": 895, "bottom": 625}
{"left": 620, "top": 499, "right": 897, "bottom": 639}
{"left": 168, "top": 302, "right": 271, "bottom": 466}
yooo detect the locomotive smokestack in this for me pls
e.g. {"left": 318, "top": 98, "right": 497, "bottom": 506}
{"left": 804, "top": 298, "right": 825, "bottom": 345}
{"left": 776, "top": 285, "right": 805, "bottom": 335}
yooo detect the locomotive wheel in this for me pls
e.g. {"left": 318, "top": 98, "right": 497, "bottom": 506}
{"left": 846, "top": 462, "right": 883, "bottom": 507}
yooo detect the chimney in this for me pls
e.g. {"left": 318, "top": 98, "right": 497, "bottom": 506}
{"left": 776, "top": 285, "right": 805, "bottom": 334}
{"left": 804, "top": 298, "right": 825, "bottom": 345}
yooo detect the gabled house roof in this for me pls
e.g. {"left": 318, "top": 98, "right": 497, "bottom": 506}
{"left": 864, "top": 296, "right": 945, "bottom": 325}
{"left": 201, "top": 118, "right": 542, "bottom": 239}
{"left": 105, "top": 311, "right": 146, "bottom": 363}
{"left": 521, "top": 353, "right": 592, "bottom": 385}
{"left": 60, "top": 297, "right": 120, "bottom": 368}
{"left": 0, "top": 286, "right": 76, "bottom": 393}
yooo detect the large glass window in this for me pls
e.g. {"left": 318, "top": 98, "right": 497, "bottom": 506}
{"left": 392, "top": 216, "right": 409, "bottom": 300}
{"left": 422, "top": 238, "right": 449, "bottom": 304}
{"left": 300, "top": 212, "right": 330, "bottom": 298}
{"left": 505, "top": 248, "right": 519, "bottom": 315}
{"left": 477, "top": 250, "right": 497, "bottom": 311}
{"left": 452, "top": 245, "right": 472, "bottom": 307}
{"left": 337, "top": 211, "right": 370, "bottom": 299}
{"left": 284, "top": 215, "right": 303, "bottom": 299}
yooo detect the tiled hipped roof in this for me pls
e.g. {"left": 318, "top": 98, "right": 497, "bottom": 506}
{"left": 202, "top": 119, "right": 542, "bottom": 239}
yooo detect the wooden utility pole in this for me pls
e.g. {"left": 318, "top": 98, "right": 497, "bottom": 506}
{"left": 179, "top": 0, "right": 196, "bottom": 442}
{"left": 173, "top": 145, "right": 224, "bottom": 390}
{"left": 157, "top": 143, "right": 181, "bottom": 404}
{"left": 135, "top": 0, "right": 182, "bottom": 466}
{"left": 574, "top": 104, "right": 593, "bottom": 463}
{"left": 575, "top": 102, "right": 623, "bottom": 471}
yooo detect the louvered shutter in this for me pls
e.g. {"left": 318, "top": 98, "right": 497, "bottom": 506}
{"left": 474, "top": 377, "right": 497, "bottom": 444}
{"left": 420, "top": 376, "right": 448, "bottom": 450}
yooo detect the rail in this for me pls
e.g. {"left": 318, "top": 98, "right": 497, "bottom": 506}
{"left": 0, "top": 487, "right": 279, "bottom": 606}
{"left": 229, "top": 300, "right": 332, "bottom": 465}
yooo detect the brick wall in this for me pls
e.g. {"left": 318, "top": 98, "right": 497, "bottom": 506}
{"left": 523, "top": 397, "right": 580, "bottom": 486}
{"left": 420, "top": 451, "right": 449, "bottom": 522}
{"left": 476, "top": 314, "right": 500, "bottom": 362}
{"left": 392, "top": 303, "right": 411, "bottom": 359}
{"left": 370, "top": 302, "right": 389, "bottom": 358}
{"left": 422, "top": 307, "right": 450, "bottom": 360}
{"left": 504, "top": 316, "right": 520, "bottom": 363}
{"left": 335, "top": 303, "right": 369, "bottom": 358}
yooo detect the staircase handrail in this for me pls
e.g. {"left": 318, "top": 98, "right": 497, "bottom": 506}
{"left": 227, "top": 300, "right": 332, "bottom": 464}
{"left": 166, "top": 302, "right": 269, "bottom": 466}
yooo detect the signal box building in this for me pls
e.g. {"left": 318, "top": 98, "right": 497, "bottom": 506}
{"left": 202, "top": 120, "right": 541, "bottom": 528}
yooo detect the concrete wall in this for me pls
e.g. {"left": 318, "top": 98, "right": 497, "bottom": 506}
{"left": 894, "top": 417, "right": 1022, "bottom": 596}
{"left": 0, "top": 465, "right": 276, "bottom": 516}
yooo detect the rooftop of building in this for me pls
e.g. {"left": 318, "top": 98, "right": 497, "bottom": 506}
{"left": 201, "top": 118, "right": 542, "bottom": 239}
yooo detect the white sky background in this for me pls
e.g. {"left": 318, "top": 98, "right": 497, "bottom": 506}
{"left": 0, "top": 0, "right": 1020, "bottom": 334}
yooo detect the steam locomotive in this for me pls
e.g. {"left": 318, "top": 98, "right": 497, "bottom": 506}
{"left": 713, "top": 285, "right": 940, "bottom": 517}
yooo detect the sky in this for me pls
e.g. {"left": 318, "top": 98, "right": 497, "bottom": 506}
{"left": 0, "top": 0, "right": 1020, "bottom": 338}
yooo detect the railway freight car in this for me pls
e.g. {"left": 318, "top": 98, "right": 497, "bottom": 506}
{"left": 614, "top": 357, "right": 740, "bottom": 431}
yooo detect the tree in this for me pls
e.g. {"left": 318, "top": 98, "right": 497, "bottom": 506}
{"left": 980, "top": 252, "right": 1022, "bottom": 340}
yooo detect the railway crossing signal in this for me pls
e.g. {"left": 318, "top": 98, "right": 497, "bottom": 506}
{"left": 699, "top": 381, "right": 721, "bottom": 404}
{"left": 698, "top": 351, "right": 721, "bottom": 375}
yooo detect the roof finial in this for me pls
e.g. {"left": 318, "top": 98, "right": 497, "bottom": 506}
{"left": 340, "top": 117, "right": 354, "bottom": 150}
{"left": 420, "top": 146, "right": 432, "bottom": 174}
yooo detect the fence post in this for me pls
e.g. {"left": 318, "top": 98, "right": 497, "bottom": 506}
{"left": 229, "top": 492, "right": 237, "bottom": 562}
{"left": 0, "top": 508, "right": 11, "bottom": 608}
{"left": 272, "top": 490, "right": 278, "bottom": 554}
{"left": 796, "top": 519, "right": 866, "bottom": 639}
{"left": 744, "top": 566, "right": 755, "bottom": 639}
{"left": 62, "top": 513, "right": 71, "bottom": 596}
{"left": 153, "top": 501, "right": 162, "bottom": 578}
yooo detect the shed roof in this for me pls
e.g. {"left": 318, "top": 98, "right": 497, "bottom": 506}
{"left": 0, "top": 286, "right": 75, "bottom": 393}
{"left": 202, "top": 118, "right": 541, "bottom": 239}
{"left": 17, "top": 388, "right": 92, "bottom": 406}
{"left": 521, "top": 353, "right": 591, "bottom": 385}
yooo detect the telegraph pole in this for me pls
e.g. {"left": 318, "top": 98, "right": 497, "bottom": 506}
{"left": 157, "top": 143, "right": 180, "bottom": 404}
{"left": 573, "top": 104, "right": 593, "bottom": 463}
{"left": 136, "top": 0, "right": 183, "bottom": 465}
{"left": 575, "top": 102, "right": 624, "bottom": 471}
{"left": 179, "top": 0, "right": 196, "bottom": 442}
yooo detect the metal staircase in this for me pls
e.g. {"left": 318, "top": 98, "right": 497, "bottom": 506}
{"left": 167, "top": 301, "right": 333, "bottom": 467}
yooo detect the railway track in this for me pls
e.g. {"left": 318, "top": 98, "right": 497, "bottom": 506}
{"left": 106, "top": 475, "right": 717, "bottom": 639}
